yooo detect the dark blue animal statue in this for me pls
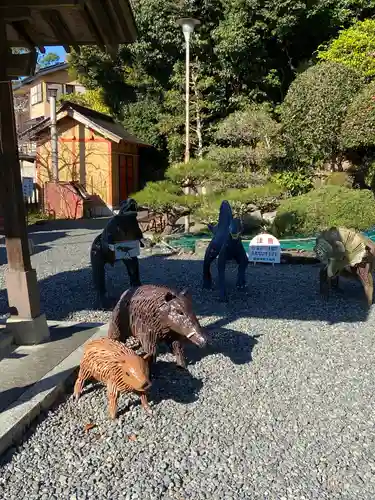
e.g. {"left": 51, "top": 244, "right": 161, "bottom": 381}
{"left": 90, "top": 198, "right": 144, "bottom": 307}
{"left": 203, "top": 200, "right": 248, "bottom": 301}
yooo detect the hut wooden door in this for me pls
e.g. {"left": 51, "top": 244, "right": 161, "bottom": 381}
{"left": 119, "top": 154, "right": 134, "bottom": 203}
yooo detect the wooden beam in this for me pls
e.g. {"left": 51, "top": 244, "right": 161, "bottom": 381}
{"left": 115, "top": 0, "right": 137, "bottom": 41}
{"left": 0, "top": 1, "right": 83, "bottom": 7}
{"left": 105, "top": 45, "right": 118, "bottom": 58}
{"left": 7, "top": 49, "right": 38, "bottom": 77}
{"left": 86, "top": 0, "right": 118, "bottom": 46}
{"left": 0, "top": 32, "right": 31, "bottom": 271}
{"left": 0, "top": 7, "right": 31, "bottom": 20}
{"left": 11, "top": 21, "right": 37, "bottom": 49}
{"left": 0, "top": 16, "right": 43, "bottom": 320}
{"left": 40, "top": 9, "right": 74, "bottom": 44}
{"left": 80, "top": 4, "right": 106, "bottom": 51}
{"left": 10, "top": 20, "right": 45, "bottom": 53}
{"left": 105, "top": 0, "right": 130, "bottom": 41}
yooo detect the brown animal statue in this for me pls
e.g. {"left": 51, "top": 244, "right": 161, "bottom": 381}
{"left": 107, "top": 284, "right": 207, "bottom": 373}
{"left": 74, "top": 337, "right": 152, "bottom": 419}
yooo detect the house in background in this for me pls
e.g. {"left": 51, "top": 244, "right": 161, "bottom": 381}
{"left": 20, "top": 101, "right": 150, "bottom": 218}
{"left": 13, "top": 62, "right": 86, "bottom": 182}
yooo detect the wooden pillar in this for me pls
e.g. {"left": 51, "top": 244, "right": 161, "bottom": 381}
{"left": 0, "top": 19, "right": 49, "bottom": 344}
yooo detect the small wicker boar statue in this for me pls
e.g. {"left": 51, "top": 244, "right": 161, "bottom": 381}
{"left": 107, "top": 284, "right": 207, "bottom": 372}
{"left": 74, "top": 337, "right": 152, "bottom": 419}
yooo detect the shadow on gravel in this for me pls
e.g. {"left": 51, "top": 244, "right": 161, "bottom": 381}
{"left": 27, "top": 217, "right": 109, "bottom": 235}
{"left": 0, "top": 245, "right": 51, "bottom": 266}
{"left": 120, "top": 360, "right": 203, "bottom": 416}
{"left": 182, "top": 328, "right": 260, "bottom": 367}
{"left": 0, "top": 230, "right": 69, "bottom": 251}
{"left": 0, "top": 254, "right": 371, "bottom": 324}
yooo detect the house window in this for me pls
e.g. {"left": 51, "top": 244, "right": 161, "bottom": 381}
{"left": 65, "top": 84, "right": 75, "bottom": 95}
{"left": 74, "top": 85, "right": 86, "bottom": 94}
{"left": 65, "top": 84, "right": 74, "bottom": 94}
{"left": 30, "top": 83, "right": 43, "bottom": 105}
{"left": 46, "top": 83, "right": 63, "bottom": 101}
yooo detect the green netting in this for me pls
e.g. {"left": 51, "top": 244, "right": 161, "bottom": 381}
{"left": 168, "top": 227, "right": 375, "bottom": 253}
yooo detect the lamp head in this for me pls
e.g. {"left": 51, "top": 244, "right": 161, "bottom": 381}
{"left": 176, "top": 18, "right": 201, "bottom": 35}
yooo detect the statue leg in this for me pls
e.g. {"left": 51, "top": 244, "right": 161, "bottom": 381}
{"left": 319, "top": 267, "right": 330, "bottom": 298}
{"left": 166, "top": 338, "right": 186, "bottom": 369}
{"left": 143, "top": 352, "right": 156, "bottom": 379}
{"left": 106, "top": 382, "right": 119, "bottom": 419}
{"left": 331, "top": 276, "right": 340, "bottom": 289}
{"left": 123, "top": 257, "right": 141, "bottom": 287}
{"left": 140, "top": 393, "right": 152, "bottom": 415}
{"left": 203, "top": 244, "right": 218, "bottom": 290}
{"left": 217, "top": 248, "right": 228, "bottom": 302}
{"left": 90, "top": 247, "right": 107, "bottom": 307}
{"left": 73, "top": 365, "right": 89, "bottom": 401}
{"left": 234, "top": 243, "right": 248, "bottom": 289}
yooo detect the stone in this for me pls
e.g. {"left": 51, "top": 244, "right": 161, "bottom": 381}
{"left": 190, "top": 222, "right": 208, "bottom": 235}
{"left": 242, "top": 210, "right": 263, "bottom": 231}
{"left": 262, "top": 211, "right": 277, "bottom": 224}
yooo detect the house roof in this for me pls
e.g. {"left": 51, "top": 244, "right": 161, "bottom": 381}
{"left": 19, "top": 101, "right": 151, "bottom": 147}
{"left": 13, "top": 62, "right": 69, "bottom": 91}
{"left": 2, "top": 1, "right": 137, "bottom": 52}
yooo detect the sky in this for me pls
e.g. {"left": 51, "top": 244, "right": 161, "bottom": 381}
{"left": 45, "top": 46, "right": 67, "bottom": 61}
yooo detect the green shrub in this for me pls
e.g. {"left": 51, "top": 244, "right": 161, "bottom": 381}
{"left": 132, "top": 180, "right": 199, "bottom": 214}
{"left": 273, "top": 185, "right": 375, "bottom": 238}
{"left": 340, "top": 80, "right": 375, "bottom": 150}
{"left": 365, "top": 160, "right": 375, "bottom": 189}
{"left": 193, "top": 183, "right": 285, "bottom": 224}
{"left": 279, "top": 61, "right": 362, "bottom": 166}
{"left": 214, "top": 102, "right": 282, "bottom": 148}
{"left": 272, "top": 168, "right": 314, "bottom": 196}
{"left": 132, "top": 180, "right": 201, "bottom": 234}
{"left": 206, "top": 146, "right": 257, "bottom": 172}
{"left": 165, "top": 159, "right": 219, "bottom": 188}
{"left": 208, "top": 170, "right": 268, "bottom": 191}
{"left": 324, "top": 172, "right": 353, "bottom": 188}
{"left": 317, "top": 19, "right": 375, "bottom": 80}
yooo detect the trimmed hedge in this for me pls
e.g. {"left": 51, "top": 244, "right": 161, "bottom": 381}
{"left": 279, "top": 61, "right": 362, "bottom": 166}
{"left": 273, "top": 185, "right": 375, "bottom": 238}
{"left": 194, "top": 183, "right": 285, "bottom": 225}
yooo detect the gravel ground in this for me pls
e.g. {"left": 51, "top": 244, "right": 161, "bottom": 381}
{"left": 1, "top": 224, "right": 375, "bottom": 499}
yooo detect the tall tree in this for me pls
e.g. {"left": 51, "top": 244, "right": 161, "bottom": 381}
{"left": 68, "top": 0, "right": 375, "bottom": 160}
{"left": 317, "top": 19, "right": 375, "bottom": 80}
{"left": 279, "top": 61, "right": 362, "bottom": 168}
{"left": 37, "top": 52, "right": 60, "bottom": 70}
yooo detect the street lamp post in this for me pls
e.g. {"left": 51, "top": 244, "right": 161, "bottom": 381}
{"left": 177, "top": 17, "right": 200, "bottom": 233}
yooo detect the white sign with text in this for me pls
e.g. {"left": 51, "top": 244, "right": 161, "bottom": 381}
{"left": 248, "top": 233, "right": 281, "bottom": 264}
{"left": 109, "top": 240, "right": 141, "bottom": 261}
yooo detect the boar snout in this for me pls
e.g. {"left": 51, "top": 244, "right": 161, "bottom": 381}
{"left": 186, "top": 328, "right": 208, "bottom": 347}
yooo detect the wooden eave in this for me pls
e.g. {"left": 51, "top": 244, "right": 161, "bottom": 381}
{"left": 1, "top": 0, "right": 137, "bottom": 55}
{"left": 19, "top": 102, "right": 151, "bottom": 147}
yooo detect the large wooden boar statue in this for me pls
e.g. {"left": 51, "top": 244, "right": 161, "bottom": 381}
{"left": 107, "top": 284, "right": 207, "bottom": 373}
